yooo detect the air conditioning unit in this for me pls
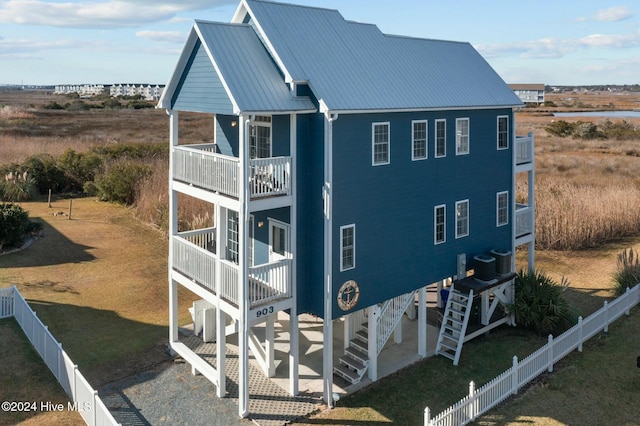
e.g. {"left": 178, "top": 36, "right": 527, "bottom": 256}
{"left": 490, "top": 249, "right": 512, "bottom": 275}
{"left": 473, "top": 255, "right": 496, "bottom": 281}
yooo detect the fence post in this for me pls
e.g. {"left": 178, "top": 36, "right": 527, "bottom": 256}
{"left": 577, "top": 316, "right": 583, "bottom": 352}
{"left": 625, "top": 287, "right": 630, "bottom": 316}
{"left": 43, "top": 325, "right": 48, "bottom": 366}
{"left": 92, "top": 390, "right": 98, "bottom": 426}
{"left": 424, "top": 407, "right": 430, "bottom": 426}
{"left": 603, "top": 301, "right": 609, "bottom": 333}
{"left": 468, "top": 381, "right": 476, "bottom": 421}
{"left": 512, "top": 356, "right": 518, "bottom": 395}
{"left": 547, "top": 335, "right": 554, "bottom": 372}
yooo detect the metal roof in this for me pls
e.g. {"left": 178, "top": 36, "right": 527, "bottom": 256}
{"left": 243, "top": 0, "right": 523, "bottom": 112}
{"left": 159, "top": 20, "right": 316, "bottom": 114}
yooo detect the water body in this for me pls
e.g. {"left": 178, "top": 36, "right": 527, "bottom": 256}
{"left": 553, "top": 111, "right": 640, "bottom": 118}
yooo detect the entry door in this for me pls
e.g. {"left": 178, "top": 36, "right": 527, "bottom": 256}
{"left": 269, "top": 219, "right": 290, "bottom": 262}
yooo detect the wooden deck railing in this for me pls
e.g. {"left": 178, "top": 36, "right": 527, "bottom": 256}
{"left": 173, "top": 145, "right": 291, "bottom": 200}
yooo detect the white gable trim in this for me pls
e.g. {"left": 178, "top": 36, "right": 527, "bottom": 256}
{"left": 157, "top": 27, "right": 199, "bottom": 110}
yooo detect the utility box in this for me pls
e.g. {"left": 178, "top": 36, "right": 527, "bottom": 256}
{"left": 473, "top": 255, "right": 496, "bottom": 281}
{"left": 490, "top": 249, "right": 512, "bottom": 275}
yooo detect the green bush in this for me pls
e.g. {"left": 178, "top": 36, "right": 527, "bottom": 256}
{"left": 544, "top": 120, "right": 576, "bottom": 137}
{"left": 90, "top": 143, "right": 168, "bottom": 160}
{"left": 22, "top": 154, "right": 68, "bottom": 194}
{"left": 57, "top": 149, "right": 103, "bottom": 192}
{"left": 94, "top": 163, "right": 152, "bottom": 205}
{"left": 0, "top": 203, "right": 41, "bottom": 250}
{"left": 613, "top": 248, "right": 640, "bottom": 296}
{"left": 509, "top": 270, "right": 576, "bottom": 335}
{"left": 0, "top": 179, "right": 37, "bottom": 202}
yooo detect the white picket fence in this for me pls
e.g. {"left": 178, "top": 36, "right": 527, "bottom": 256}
{"left": 0, "top": 286, "right": 120, "bottom": 426}
{"left": 425, "top": 284, "right": 640, "bottom": 426}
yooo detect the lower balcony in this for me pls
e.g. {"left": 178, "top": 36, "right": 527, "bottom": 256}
{"left": 171, "top": 228, "right": 291, "bottom": 309}
{"left": 516, "top": 203, "right": 533, "bottom": 239}
{"left": 172, "top": 144, "right": 291, "bottom": 200}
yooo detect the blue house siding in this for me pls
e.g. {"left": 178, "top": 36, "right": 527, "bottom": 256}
{"left": 172, "top": 40, "right": 234, "bottom": 114}
{"left": 328, "top": 109, "right": 514, "bottom": 317}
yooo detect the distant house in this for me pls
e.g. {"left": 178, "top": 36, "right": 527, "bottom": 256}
{"left": 509, "top": 84, "right": 546, "bottom": 105}
{"left": 159, "top": 0, "right": 535, "bottom": 418}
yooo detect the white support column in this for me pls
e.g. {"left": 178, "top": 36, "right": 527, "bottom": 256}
{"left": 367, "top": 305, "right": 379, "bottom": 382}
{"left": 343, "top": 313, "right": 353, "bottom": 350}
{"left": 394, "top": 317, "right": 402, "bottom": 344}
{"left": 418, "top": 285, "right": 427, "bottom": 358}
{"left": 238, "top": 114, "right": 250, "bottom": 418}
{"left": 265, "top": 314, "right": 276, "bottom": 377}
{"left": 216, "top": 305, "right": 226, "bottom": 397}
{"left": 168, "top": 110, "right": 179, "bottom": 347}
{"left": 289, "top": 112, "right": 299, "bottom": 396}
{"left": 202, "top": 307, "right": 216, "bottom": 343}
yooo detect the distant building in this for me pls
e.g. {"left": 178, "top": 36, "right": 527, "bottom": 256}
{"left": 509, "top": 84, "right": 545, "bottom": 105}
{"left": 54, "top": 84, "right": 106, "bottom": 97}
{"left": 54, "top": 83, "right": 164, "bottom": 100}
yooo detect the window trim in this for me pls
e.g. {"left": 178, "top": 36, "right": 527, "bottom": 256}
{"left": 455, "top": 118, "right": 470, "bottom": 156}
{"left": 340, "top": 224, "right": 356, "bottom": 271}
{"left": 249, "top": 117, "right": 272, "bottom": 159}
{"left": 497, "top": 115, "right": 509, "bottom": 150}
{"left": 411, "top": 120, "right": 428, "bottom": 161}
{"left": 434, "top": 204, "right": 446, "bottom": 245}
{"left": 435, "top": 119, "right": 446, "bottom": 158}
{"left": 496, "top": 191, "right": 509, "bottom": 227}
{"left": 372, "top": 122, "right": 390, "bottom": 166}
{"left": 455, "top": 199, "right": 469, "bottom": 239}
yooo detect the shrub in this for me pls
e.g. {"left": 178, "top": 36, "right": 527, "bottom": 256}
{"left": 613, "top": 248, "right": 640, "bottom": 296}
{"left": 544, "top": 120, "right": 575, "bottom": 137}
{"left": 22, "top": 154, "right": 68, "bottom": 194}
{"left": 94, "top": 163, "right": 152, "bottom": 205}
{"left": 0, "top": 203, "right": 41, "bottom": 250}
{"left": 0, "top": 179, "right": 37, "bottom": 202}
{"left": 57, "top": 149, "right": 103, "bottom": 192}
{"left": 572, "top": 121, "right": 602, "bottom": 139}
{"left": 509, "top": 270, "right": 576, "bottom": 335}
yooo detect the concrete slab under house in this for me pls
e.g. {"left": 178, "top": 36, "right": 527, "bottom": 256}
{"left": 157, "top": 0, "right": 535, "bottom": 421}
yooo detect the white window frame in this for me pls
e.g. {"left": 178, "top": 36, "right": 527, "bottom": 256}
{"left": 497, "top": 191, "right": 509, "bottom": 227}
{"left": 456, "top": 118, "right": 470, "bottom": 155}
{"left": 412, "top": 120, "right": 428, "bottom": 161}
{"left": 340, "top": 224, "right": 356, "bottom": 271}
{"left": 372, "top": 122, "right": 390, "bottom": 166}
{"left": 249, "top": 116, "right": 272, "bottom": 159}
{"left": 268, "top": 218, "right": 290, "bottom": 260}
{"left": 434, "top": 204, "right": 446, "bottom": 245}
{"left": 435, "top": 119, "right": 446, "bottom": 158}
{"left": 455, "top": 199, "right": 469, "bottom": 239}
{"left": 497, "top": 115, "right": 509, "bottom": 150}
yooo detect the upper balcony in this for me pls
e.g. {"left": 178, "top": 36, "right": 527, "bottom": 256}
{"left": 515, "top": 203, "right": 533, "bottom": 241}
{"left": 172, "top": 143, "right": 291, "bottom": 201}
{"left": 515, "top": 133, "right": 534, "bottom": 166}
{"left": 171, "top": 227, "right": 292, "bottom": 310}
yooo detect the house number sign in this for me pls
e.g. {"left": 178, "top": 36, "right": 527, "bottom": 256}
{"left": 337, "top": 280, "right": 360, "bottom": 311}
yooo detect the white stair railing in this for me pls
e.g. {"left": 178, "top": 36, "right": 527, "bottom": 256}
{"left": 376, "top": 291, "right": 416, "bottom": 355}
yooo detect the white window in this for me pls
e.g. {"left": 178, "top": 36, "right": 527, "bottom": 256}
{"left": 497, "top": 116, "right": 509, "bottom": 150}
{"left": 226, "top": 209, "right": 239, "bottom": 264}
{"left": 412, "top": 120, "right": 427, "bottom": 160}
{"left": 434, "top": 205, "right": 446, "bottom": 245}
{"left": 340, "top": 224, "right": 355, "bottom": 271}
{"left": 372, "top": 122, "right": 390, "bottom": 165}
{"left": 435, "top": 119, "right": 446, "bottom": 158}
{"left": 456, "top": 118, "right": 469, "bottom": 155}
{"left": 497, "top": 191, "right": 509, "bottom": 227}
{"left": 455, "top": 200, "right": 469, "bottom": 238}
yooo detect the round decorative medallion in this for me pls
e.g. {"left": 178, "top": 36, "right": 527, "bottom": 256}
{"left": 337, "top": 280, "right": 360, "bottom": 311}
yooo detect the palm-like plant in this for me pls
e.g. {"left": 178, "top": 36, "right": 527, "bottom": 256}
{"left": 510, "top": 269, "right": 575, "bottom": 335}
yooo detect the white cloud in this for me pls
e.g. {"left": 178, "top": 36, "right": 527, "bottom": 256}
{"left": 136, "top": 30, "right": 185, "bottom": 43}
{"left": 577, "top": 6, "right": 633, "bottom": 22}
{"left": 0, "top": 0, "right": 235, "bottom": 29}
{"left": 578, "top": 32, "right": 640, "bottom": 48}
{"left": 0, "top": 37, "right": 85, "bottom": 55}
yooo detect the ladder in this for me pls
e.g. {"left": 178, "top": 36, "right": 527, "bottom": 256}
{"left": 436, "top": 286, "right": 474, "bottom": 366}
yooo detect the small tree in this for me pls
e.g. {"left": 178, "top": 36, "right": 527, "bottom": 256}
{"left": 613, "top": 248, "right": 640, "bottom": 296}
{"left": 0, "top": 203, "right": 41, "bottom": 250}
{"left": 510, "top": 269, "right": 576, "bottom": 335}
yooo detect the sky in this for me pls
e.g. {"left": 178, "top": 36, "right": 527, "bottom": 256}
{"left": 0, "top": 0, "right": 639, "bottom": 86}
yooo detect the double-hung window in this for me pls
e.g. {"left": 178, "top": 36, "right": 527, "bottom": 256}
{"left": 340, "top": 225, "right": 355, "bottom": 271}
{"left": 435, "top": 119, "right": 446, "bottom": 158}
{"left": 434, "top": 205, "right": 446, "bottom": 245}
{"left": 497, "top": 191, "right": 509, "bottom": 226}
{"left": 226, "top": 210, "right": 239, "bottom": 264}
{"left": 372, "top": 122, "right": 390, "bottom": 165}
{"left": 497, "top": 116, "right": 509, "bottom": 150}
{"left": 412, "top": 120, "right": 427, "bottom": 160}
{"left": 455, "top": 200, "right": 469, "bottom": 238}
{"left": 456, "top": 118, "right": 469, "bottom": 155}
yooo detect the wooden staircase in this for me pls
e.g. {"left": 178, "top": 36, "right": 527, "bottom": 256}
{"left": 334, "top": 291, "right": 416, "bottom": 385}
{"left": 436, "top": 286, "right": 474, "bottom": 366}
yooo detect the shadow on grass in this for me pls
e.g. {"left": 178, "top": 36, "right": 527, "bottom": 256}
{"left": 0, "top": 219, "right": 95, "bottom": 268}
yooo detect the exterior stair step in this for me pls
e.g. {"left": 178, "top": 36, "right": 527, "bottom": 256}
{"left": 333, "top": 364, "right": 360, "bottom": 384}
{"left": 355, "top": 329, "right": 368, "bottom": 342}
{"left": 339, "top": 355, "right": 367, "bottom": 372}
{"left": 345, "top": 346, "right": 368, "bottom": 364}
{"left": 350, "top": 338, "right": 368, "bottom": 353}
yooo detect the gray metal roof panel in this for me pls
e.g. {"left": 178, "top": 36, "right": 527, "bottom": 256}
{"left": 195, "top": 20, "right": 315, "bottom": 113}
{"left": 245, "top": 0, "right": 522, "bottom": 111}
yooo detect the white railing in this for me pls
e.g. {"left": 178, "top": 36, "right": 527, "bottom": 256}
{"left": 249, "top": 157, "right": 291, "bottom": 198}
{"left": 173, "top": 145, "right": 291, "bottom": 200}
{"left": 515, "top": 133, "right": 534, "bottom": 165}
{"left": 377, "top": 291, "right": 416, "bottom": 355}
{"left": 173, "top": 146, "right": 239, "bottom": 198}
{"left": 172, "top": 235, "right": 216, "bottom": 294}
{"left": 178, "top": 227, "right": 216, "bottom": 253}
{"left": 219, "top": 259, "right": 240, "bottom": 305}
{"left": 515, "top": 204, "right": 533, "bottom": 238}
{"left": 425, "top": 284, "right": 640, "bottom": 426}
{"left": 249, "top": 259, "right": 292, "bottom": 307}
{"left": 2, "top": 286, "right": 120, "bottom": 426}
